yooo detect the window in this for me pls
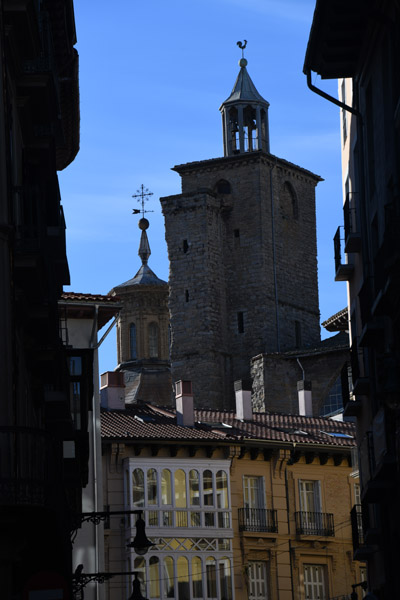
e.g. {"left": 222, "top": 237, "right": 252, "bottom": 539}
{"left": 132, "top": 468, "right": 145, "bottom": 507}
{"left": 360, "top": 566, "right": 367, "bottom": 598}
{"left": 320, "top": 376, "right": 343, "bottom": 416}
{"left": 248, "top": 561, "right": 268, "bottom": 600}
{"left": 299, "top": 480, "right": 321, "bottom": 514}
{"left": 148, "top": 322, "right": 159, "bottom": 358}
{"left": 215, "top": 180, "right": 231, "bottom": 194}
{"left": 281, "top": 181, "right": 298, "bottom": 220}
{"left": 354, "top": 482, "right": 361, "bottom": 506}
{"left": 297, "top": 481, "right": 333, "bottom": 536}
{"left": 244, "top": 476, "right": 265, "bottom": 509}
{"left": 134, "top": 552, "right": 233, "bottom": 600}
{"left": 243, "top": 476, "right": 266, "bottom": 530}
{"left": 126, "top": 461, "right": 231, "bottom": 530}
{"left": 303, "top": 565, "right": 327, "bottom": 600}
{"left": 237, "top": 312, "right": 244, "bottom": 334}
{"left": 183, "top": 240, "right": 189, "bottom": 253}
{"left": 234, "top": 229, "right": 240, "bottom": 248}
{"left": 130, "top": 323, "right": 137, "bottom": 359}
{"left": 67, "top": 351, "right": 93, "bottom": 431}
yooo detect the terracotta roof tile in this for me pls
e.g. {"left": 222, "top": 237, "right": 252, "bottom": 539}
{"left": 61, "top": 292, "right": 121, "bottom": 303}
{"left": 101, "top": 405, "right": 355, "bottom": 448}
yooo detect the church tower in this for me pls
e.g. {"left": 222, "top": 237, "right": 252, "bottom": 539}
{"left": 161, "top": 51, "right": 322, "bottom": 410}
{"left": 110, "top": 213, "right": 171, "bottom": 405}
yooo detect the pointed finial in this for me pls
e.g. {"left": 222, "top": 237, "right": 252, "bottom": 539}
{"left": 236, "top": 40, "right": 248, "bottom": 67}
{"left": 131, "top": 184, "right": 154, "bottom": 266}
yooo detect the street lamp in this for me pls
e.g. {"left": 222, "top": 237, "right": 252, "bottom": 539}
{"left": 127, "top": 572, "right": 149, "bottom": 600}
{"left": 72, "top": 509, "right": 154, "bottom": 598}
{"left": 126, "top": 510, "right": 155, "bottom": 555}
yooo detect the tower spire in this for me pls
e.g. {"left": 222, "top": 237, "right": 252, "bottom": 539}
{"left": 132, "top": 184, "right": 154, "bottom": 266}
{"left": 220, "top": 42, "right": 270, "bottom": 156}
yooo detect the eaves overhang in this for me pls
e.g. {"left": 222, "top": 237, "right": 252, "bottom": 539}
{"left": 304, "top": 0, "right": 369, "bottom": 79}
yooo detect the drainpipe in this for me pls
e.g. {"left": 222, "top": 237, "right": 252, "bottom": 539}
{"left": 296, "top": 358, "right": 305, "bottom": 381}
{"left": 305, "top": 69, "right": 361, "bottom": 119}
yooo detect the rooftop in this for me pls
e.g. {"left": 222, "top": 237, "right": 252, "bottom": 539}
{"left": 101, "top": 403, "right": 355, "bottom": 449}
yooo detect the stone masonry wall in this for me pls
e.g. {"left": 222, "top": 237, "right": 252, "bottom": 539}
{"left": 162, "top": 152, "right": 321, "bottom": 409}
{"left": 251, "top": 346, "right": 349, "bottom": 414}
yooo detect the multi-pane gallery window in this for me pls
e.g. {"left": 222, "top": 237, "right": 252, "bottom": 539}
{"left": 133, "top": 549, "right": 233, "bottom": 600}
{"left": 248, "top": 561, "right": 269, "bottom": 600}
{"left": 126, "top": 461, "right": 231, "bottom": 530}
{"left": 303, "top": 565, "right": 327, "bottom": 600}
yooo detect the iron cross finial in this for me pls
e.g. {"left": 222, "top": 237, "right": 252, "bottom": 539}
{"left": 132, "top": 184, "right": 154, "bottom": 219}
{"left": 237, "top": 40, "right": 247, "bottom": 58}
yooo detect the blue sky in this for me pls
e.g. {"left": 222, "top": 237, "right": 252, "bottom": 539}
{"left": 59, "top": 0, "right": 347, "bottom": 377}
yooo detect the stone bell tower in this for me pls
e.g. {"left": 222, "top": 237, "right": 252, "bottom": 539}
{"left": 161, "top": 50, "right": 322, "bottom": 410}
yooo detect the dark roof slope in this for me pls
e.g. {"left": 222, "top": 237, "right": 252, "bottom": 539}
{"left": 101, "top": 404, "right": 355, "bottom": 448}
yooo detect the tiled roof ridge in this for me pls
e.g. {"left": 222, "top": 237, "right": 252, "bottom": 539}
{"left": 61, "top": 291, "right": 121, "bottom": 303}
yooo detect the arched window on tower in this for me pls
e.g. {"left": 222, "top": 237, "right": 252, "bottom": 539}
{"left": 281, "top": 181, "right": 299, "bottom": 220}
{"left": 215, "top": 179, "right": 231, "bottom": 194}
{"left": 148, "top": 322, "right": 159, "bottom": 358}
{"left": 129, "top": 323, "right": 137, "bottom": 359}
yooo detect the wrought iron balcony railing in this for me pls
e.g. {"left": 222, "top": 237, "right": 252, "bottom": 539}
{"left": 334, "top": 226, "right": 354, "bottom": 281}
{"left": 350, "top": 504, "right": 364, "bottom": 550}
{"left": 295, "top": 511, "right": 335, "bottom": 536}
{"left": 343, "top": 193, "right": 361, "bottom": 253}
{"left": 238, "top": 507, "right": 278, "bottom": 533}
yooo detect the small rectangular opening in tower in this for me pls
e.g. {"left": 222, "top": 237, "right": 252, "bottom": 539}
{"left": 185, "top": 290, "right": 189, "bottom": 302}
{"left": 183, "top": 239, "right": 189, "bottom": 253}
{"left": 237, "top": 311, "right": 244, "bottom": 334}
{"left": 234, "top": 229, "right": 240, "bottom": 248}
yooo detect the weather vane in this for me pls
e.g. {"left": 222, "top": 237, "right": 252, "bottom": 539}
{"left": 237, "top": 40, "right": 247, "bottom": 58}
{"left": 132, "top": 184, "right": 154, "bottom": 219}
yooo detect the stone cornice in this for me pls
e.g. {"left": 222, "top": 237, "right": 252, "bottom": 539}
{"left": 172, "top": 150, "right": 323, "bottom": 184}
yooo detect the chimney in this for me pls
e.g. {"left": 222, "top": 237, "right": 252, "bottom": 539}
{"left": 100, "top": 371, "right": 125, "bottom": 410}
{"left": 297, "top": 380, "right": 313, "bottom": 416}
{"left": 235, "top": 379, "right": 252, "bottom": 421}
{"left": 175, "top": 380, "right": 194, "bottom": 427}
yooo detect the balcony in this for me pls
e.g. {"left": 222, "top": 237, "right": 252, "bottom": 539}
{"left": 334, "top": 227, "right": 354, "bottom": 281}
{"left": 238, "top": 507, "right": 278, "bottom": 533}
{"left": 350, "top": 504, "right": 364, "bottom": 550}
{"left": 295, "top": 511, "right": 335, "bottom": 536}
{"left": 350, "top": 504, "right": 377, "bottom": 560}
{"left": 146, "top": 508, "right": 231, "bottom": 530}
{"left": 343, "top": 193, "right": 361, "bottom": 253}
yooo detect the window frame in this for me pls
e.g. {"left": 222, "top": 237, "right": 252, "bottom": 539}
{"left": 125, "top": 458, "right": 232, "bottom": 534}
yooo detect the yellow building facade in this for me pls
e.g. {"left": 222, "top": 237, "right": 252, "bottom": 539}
{"left": 100, "top": 400, "right": 365, "bottom": 600}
